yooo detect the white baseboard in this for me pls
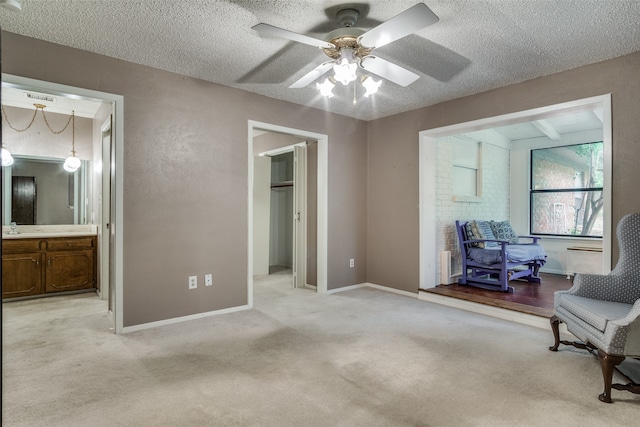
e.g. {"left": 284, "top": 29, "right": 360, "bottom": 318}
{"left": 326, "top": 282, "right": 418, "bottom": 299}
{"left": 364, "top": 282, "right": 418, "bottom": 298}
{"left": 122, "top": 304, "right": 251, "bottom": 333}
{"left": 325, "top": 283, "right": 367, "bottom": 294}
{"left": 418, "top": 290, "right": 570, "bottom": 333}
{"left": 329, "top": 283, "right": 570, "bottom": 333}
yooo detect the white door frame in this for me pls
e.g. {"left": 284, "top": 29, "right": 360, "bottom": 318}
{"left": 292, "top": 144, "right": 307, "bottom": 289}
{"left": 2, "top": 74, "right": 125, "bottom": 333}
{"left": 99, "top": 117, "right": 112, "bottom": 304}
{"left": 418, "top": 94, "right": 612, "bottom": 290}
{"left": 247, "top": 120, "right": 328, "bottom": 306}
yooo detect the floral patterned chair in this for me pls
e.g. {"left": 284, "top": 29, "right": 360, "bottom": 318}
{"left": 549, "top": 212, "right": 640, "bottom": 403}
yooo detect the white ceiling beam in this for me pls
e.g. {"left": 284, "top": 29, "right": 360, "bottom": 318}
{"left": 532, "top": 119, "right": 562, "bottom": 141}
{"left": 592, "top": 108, "right": 604, "bottom": 123}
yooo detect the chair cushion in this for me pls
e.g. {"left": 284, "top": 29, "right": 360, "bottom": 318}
{"left": 489, "top": 220, "right": 519, "bottom": 244}
{"left": 470, "top": 220, "right": 499, "bottom": 249}
{"left": 559, "top": 294, "right": 632, "bottom": 333}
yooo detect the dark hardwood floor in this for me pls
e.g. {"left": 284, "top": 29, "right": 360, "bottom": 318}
{"left": 422, "top": 273, "right": 573, "bottom": 318}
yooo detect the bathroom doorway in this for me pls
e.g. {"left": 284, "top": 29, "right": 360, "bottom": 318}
{"left": 1, "top": 74, "right": 124, "bottom": 332}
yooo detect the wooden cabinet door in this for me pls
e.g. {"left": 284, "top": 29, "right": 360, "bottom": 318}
{"left": 2, "top": 252, "right": 43, "bottom": 298}
{"left": 45, "top": 250, "right": 94, "bottom": 293}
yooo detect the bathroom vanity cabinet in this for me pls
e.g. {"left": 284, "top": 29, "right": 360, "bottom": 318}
{"left": 2, "top": 236, "right": 96, "bottom": 299}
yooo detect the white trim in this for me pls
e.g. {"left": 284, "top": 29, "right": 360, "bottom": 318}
{"left": 419, "top": 94, "right": 613, "bottom": 290}
{"left": 247, "top": 120, "right": 329, "bottom": 307}
{"left": 122, "top": 305, "right": 251, "bottom": 333}
{"left": 326, "top": 283, "right": 366, "bottom": 294}
{"left": 2, "top": 74, "right": 125, "bottom": 334}
{"left": 418, "top": 290, "right": 571, "bottom": 332}
{"left": 365, "top": 282, "right": 419, "bottom": 298}
{"left": 326, "top": 282, "right": 419, "bottom": 299}
{"left": 99, "top": 117, "right": 111, "bottom": 304}
{"left": 259, "top": 142, "right": 306, "bottom": 157}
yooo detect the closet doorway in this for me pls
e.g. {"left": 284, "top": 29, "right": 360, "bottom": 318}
{"left": 248, "top": 121, "right": 328, "bottom": 306}
{"left": 254, "top": 140, "right": 311, "bottom": 289}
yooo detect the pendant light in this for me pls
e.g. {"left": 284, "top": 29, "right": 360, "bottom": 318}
{"left": 2, "top": 103, "right": 79, "bottom": 172}
{"left": 63, "top": 111, "right": 80, "bottom": 173}
{"left": 1, "top": 144, "right": 14, "bottom": 166}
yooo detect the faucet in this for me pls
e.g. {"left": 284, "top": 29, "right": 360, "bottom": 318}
{"left": 9, "top": 222, "right": 18, "bottom": 234}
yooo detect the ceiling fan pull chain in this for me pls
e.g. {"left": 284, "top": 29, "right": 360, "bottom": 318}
{"left": 353, "top": 79, "right": 357, "bottom": 105}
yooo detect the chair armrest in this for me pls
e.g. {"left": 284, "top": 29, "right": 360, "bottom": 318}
{"left": 569, "top": 273, "right": 638, "bottom": 304}
{"left": 517, "top": 235, "right": 540, "bottom": 244}
{"left": 608, "top": 299, "right": 640, "bottom": 356}
{"left": 611, "top": 299, "right": 640, "bottom": 327}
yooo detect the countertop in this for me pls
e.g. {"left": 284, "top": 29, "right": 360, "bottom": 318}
{"left": 2, "top": 225, "right": 98, "bottom": 239}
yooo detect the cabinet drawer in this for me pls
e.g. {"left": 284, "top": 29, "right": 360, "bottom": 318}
{"left": 1, "top": 238, "right": 44, "bottom": 253}
{"left": 46, "top": 237, "right": 95, "bottom": 251}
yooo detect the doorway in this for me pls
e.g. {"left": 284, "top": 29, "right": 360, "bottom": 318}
{"left": 247, "top": 121, "right": 328, "bottom": 307}
{"left": 1, "top": 74, "right": 124, "bottom": 333}
{"left": 418, "top": 95, "right": 612, "bottom": 307}
{"left": 254, "top": 143, "right": 311, "bottom": 290}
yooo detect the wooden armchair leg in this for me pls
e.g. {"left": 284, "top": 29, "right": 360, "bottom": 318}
{"left": 549, "top": 315, "right": 561, "bottom": 351}
{"left": 597, "top": 349, "right": 625, "bottom": 403}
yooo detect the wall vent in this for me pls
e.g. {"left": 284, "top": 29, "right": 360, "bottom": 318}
{"left": 26, "top": 93, "right": 54, "bottom": 102}
{"left": 440, "top": 250, "right": 456, "bottom": 285}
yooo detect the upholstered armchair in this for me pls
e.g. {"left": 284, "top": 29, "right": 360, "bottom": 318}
{"left": 549, "top": 212, "right": 640, "bottom": 403}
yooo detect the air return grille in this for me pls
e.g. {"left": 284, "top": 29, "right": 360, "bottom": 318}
{"left": 26, "top": 93, "right": 54, "bottom": 102}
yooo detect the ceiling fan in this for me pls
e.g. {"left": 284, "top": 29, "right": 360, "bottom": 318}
{"left": 252, "top": 3, "right": 439, "bottom": 91}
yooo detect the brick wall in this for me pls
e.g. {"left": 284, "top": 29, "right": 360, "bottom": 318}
{"left": 436, "top": 136, "right": 510, "bottom": 280}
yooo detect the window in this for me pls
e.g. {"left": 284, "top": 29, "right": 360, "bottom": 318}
{"left": 530, "top": 142, "right": 603, "bottom": 237}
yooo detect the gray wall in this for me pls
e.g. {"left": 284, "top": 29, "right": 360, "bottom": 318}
{"left": 5, "top": 31, "right": 637, "bottom": 323}
{"left": 2, "top": 31, "right": 368, "bottom": 326}
{"left": 367, "top": 51, "right": 640, "bottom": 293}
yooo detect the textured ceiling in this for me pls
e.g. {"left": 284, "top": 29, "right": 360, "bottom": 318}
{"left": 1, "top": 0, "right": 640, "bottom": 121}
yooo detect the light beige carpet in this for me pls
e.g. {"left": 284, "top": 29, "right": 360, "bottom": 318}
{"left": 2, "top": 275, "right": 639, "bottom": 426}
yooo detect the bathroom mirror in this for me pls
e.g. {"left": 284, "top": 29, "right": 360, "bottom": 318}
{"left": 2, "top": 155, "right": 91, "bottom": 225}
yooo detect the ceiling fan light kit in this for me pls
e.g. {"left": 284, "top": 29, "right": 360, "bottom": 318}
{"left": 332, "top": 50, "right": 358, "bottom": 85}
{"left": 252, "top": 2, "right": 439, "bottom": 100}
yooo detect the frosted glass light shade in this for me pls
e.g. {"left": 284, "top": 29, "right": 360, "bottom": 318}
{"left": 316, "top": 78, "right": 335, "bottom": 98}
{"left": 63, "top": 153, "right": 81, "bottom": 172}
{"left": 362, "top": 76, "right": 382, "bottom": 97}
{"left": 333, "top": 58, "right": 357, "bottom": 86}
{"left": 1, "top": 146, "right": 14, "bottom": 167}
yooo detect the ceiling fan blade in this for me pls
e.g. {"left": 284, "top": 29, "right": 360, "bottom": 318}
{"left": 289, "top": 61, "right": 335, "bottom": 88}
{"left": 358, "top": 3, "right": 439, "bottom": 49}
{"left": 359, "top": 56, "right": 419, "bottom": 87}
{"left": 252, "top": 23, "right": 334, "bottom": 49}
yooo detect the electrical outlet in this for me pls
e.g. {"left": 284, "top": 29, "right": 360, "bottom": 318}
{"left": 349, "top": 258, "right": 355, "bottom": 268}
{"left": 205, "top": 274, "right": 213, "bottom": 287}
{"left": 188, "top": 276, "right": 197, "bottom": 289}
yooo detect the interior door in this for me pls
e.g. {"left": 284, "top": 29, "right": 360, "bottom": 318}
{"left": 293, "top": 145, "right": 307, "bottom": 288}
{"left": 11, "top": 176, "right": 36, "bottom": 225}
